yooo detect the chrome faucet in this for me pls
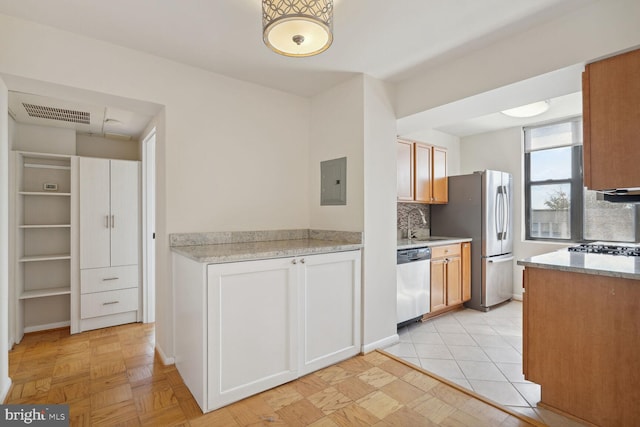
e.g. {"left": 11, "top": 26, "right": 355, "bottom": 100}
{"left": 407, "top": 207, "right": 426, "bottom": 241}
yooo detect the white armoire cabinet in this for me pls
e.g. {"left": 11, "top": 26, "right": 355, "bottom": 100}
{"left": 79, "top": 157, "right": 141, "bottom": 331}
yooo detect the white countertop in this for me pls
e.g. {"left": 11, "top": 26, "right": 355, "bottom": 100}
{"left": 397, "top": 236, "right": 472, "bottom": 250}
{"left": 518, "top": 250, "right": 640, "bottom": 280}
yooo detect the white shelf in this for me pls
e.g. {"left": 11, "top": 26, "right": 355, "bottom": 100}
{"left": 19, "top": 254, "right": 71, "bottom": 262}
{"left": 20, "top": 286, "right": 71, "bottom": 300}
{"left": 19, "top": 224, "right": 71, "bottom": 229}
{"left": 19, "top": 191, "right": 71, "bottom": 197}
{"left": 24, "top": 163, "right": 71, "bottom": 171}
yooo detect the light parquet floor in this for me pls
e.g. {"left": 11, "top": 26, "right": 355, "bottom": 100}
{"left": 5, "top": 322, "right": 544, "bottom": 426}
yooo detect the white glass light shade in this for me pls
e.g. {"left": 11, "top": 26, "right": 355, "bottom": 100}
{"left": 501, "top": 100, "right": 550, "bottom": 118}
{"left": 262, "top": 0, "right": 333, "bottom": 57}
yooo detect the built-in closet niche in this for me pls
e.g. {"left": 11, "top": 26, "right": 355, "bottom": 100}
{"left": 13, "top": 152, "right": 79, "bottom": 341}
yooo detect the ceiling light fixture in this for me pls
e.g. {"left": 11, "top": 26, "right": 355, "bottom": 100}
{"left": 262, "top": 0, "right": 333, "bottom": 57}
{"left": 501, "top": 100, "right": 550, "bottom": 118}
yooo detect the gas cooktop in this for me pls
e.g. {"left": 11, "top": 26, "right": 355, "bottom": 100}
{"left": 568, "top": 243, "right": 640, "bottom": 257}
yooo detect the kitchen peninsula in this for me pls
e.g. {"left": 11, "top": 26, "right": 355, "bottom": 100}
{"left": 518, "top": 248, "right": 640, "bottom": 427}
{"left": 171, "top": 229, "right": 362, "bottom": 413}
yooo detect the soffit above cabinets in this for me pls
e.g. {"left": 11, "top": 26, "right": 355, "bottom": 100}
{"left": 8, "top": 91, "right": 153, "bottom": 140}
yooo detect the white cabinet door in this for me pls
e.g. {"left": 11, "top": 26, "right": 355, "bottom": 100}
{"left": 299, "top": 251, "right": 361, "bottom": 376}
{"left": 110, "top": 160, "right": 139, "bottom": 267}
{"left": 207, "top": 257, "right": 298, "bottom": 411}
{"left": 79, "top": 157, "right": 110, "bottom": 269}
{"left": 80, "top": 158, "right": 139, "bottom": 269}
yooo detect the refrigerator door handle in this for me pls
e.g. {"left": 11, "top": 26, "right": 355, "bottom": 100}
{"left": 496, "top": 187, "right": 504, "bottom": 240}
{"left": 502, "top": 185, "right": 510, "bottom": 240}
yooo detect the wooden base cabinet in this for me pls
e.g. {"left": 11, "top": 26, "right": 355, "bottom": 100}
{"left": 461, "top": 242, "right": 471, "bottom": 302}
{"left": 523, "top": 267, "right": 640, "bottom": 427}
{"left": 428, "top": 242, "right": 470, "bottom": 318}
{"left": 173, "top": 250, "right": 361, "bottom": 413}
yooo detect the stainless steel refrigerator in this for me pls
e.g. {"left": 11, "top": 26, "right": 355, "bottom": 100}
{"left": 431, "top": 170, "right": 513, "bottom": 311}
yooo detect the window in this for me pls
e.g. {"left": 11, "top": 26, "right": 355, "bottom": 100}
{"left": 525, "top": 118, "right": 637, "bottom": 242}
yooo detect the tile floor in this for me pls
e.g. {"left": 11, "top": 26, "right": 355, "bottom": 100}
{"left": 385, "top": 301, "right": 588, "bottom": 427}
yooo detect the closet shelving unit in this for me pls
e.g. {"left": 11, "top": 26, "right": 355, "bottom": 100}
{"left": 12, "top": 151, "right": 79, "bottom": 342}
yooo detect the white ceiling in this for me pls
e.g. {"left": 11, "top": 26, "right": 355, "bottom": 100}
{"left": 0, "top": 0, "right": 593, "bottom": 137}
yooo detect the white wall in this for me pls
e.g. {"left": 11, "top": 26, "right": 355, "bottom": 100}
{"left": 76, "top": 134, "right": 140, "bottom": 161}
{"left": 309, "top": 74, "right": 399, "bottom": 352}
{"left": 401, "top": 129, "right": 461, "bottom": 177}
{"left": 12, "top": 123, "right": 75, "bottom": 154}
{"left": 396, "top": 0, "right": 640, "bottom": 119}
{"left": 309, "top": 77, "right": 364, "bottom": 232}
{"left": 361, "top": 76, "right": 398, "bottom": 350}
{"left": 0, "top": 76, "right": 10, "bottom": 402}
{"left": 460, "top": 127, "right": 570, "bottom": 298}
{"left": 0, "top": 13, "right": 311, "bottom": 360}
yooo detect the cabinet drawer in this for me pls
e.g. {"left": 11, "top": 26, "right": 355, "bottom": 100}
{"left": 431, "top": 244, "right": 461, "bottom": 259}
{"left": 81, "top": 288, "right": 138, "bottom": 319}
{"left": 81, "top": 265, "right": 139, "bottom": 294}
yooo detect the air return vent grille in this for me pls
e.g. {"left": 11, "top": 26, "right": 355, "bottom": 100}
{"left": 22, "top": 102, "right": 90, "bottom": 124}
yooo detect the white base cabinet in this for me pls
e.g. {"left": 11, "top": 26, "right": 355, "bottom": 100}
{"left": 173, "top": 250, "right": 361, "bottom": 413}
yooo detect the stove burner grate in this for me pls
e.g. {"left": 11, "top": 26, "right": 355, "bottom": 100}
{"left": 568, "top": 244, "right": 640, "bottom": 257}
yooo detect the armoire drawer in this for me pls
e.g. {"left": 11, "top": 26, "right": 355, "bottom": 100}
{"left": 81, "top": 287, "right": 139, "bottom": 319}
{"left": 81, "top": 265, "right": 139, "bottom": 294}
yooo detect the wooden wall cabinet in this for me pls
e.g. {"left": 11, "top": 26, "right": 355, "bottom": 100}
{"left": 397, "top": 140, "right": 414, "bottom": 201}
{"left": 431, "top": 146, "right": 448, "bottom": 204}
{"left": 583, "top": 47, "right": 640, "bottom": 190}
{"left": 397, "top": 139, "right": 448, "bottom": 204}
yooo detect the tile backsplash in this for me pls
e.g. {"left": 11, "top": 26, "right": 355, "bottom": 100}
{"left": 397, "top": 203, "right": 430, "bottom": 239}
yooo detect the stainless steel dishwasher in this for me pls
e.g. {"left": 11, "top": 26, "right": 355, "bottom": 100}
{"left": 396, "top": 247, "right": 431, "bottom": 326}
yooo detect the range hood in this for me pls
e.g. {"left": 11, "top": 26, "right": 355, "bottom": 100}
{"left": 597, "top": 188, "right": 640, "bottom": 203}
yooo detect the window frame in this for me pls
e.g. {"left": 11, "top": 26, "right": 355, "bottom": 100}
{"left": 524, "top": 118, "right": 584, "bottom": 242}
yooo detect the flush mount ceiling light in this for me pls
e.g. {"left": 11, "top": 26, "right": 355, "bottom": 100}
{"left": 501, "top": 100, "right": 550, "bottom": 118}
{"left": 262, "top": 0, "right": 333, "bottom": 57}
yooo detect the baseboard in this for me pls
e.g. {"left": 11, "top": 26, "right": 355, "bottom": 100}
{"left": 23, "top": 321, "right": 70, "bottom": 334}
{"left": 1, "top": 377, "right": 12, "bottom": 404}
{"left": 512, "top": 294, "right": 523, "bottom": 301}
{"left": 80, "top": 312, "right": 137, "bottom": 333}
{"left": 155, "top": 345, "right": 175, "bottom": 365}
{"left": 362, "top": 333, "right": 399, "bottom": 354}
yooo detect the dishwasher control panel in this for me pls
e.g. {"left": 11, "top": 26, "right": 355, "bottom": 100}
{"left": 397, "top": 247, "right": 431, "bottom": 264}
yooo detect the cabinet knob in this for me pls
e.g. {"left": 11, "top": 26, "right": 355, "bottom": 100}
{"left": 292, "top": 259, "right": 297, "bottom": 265}
{"left": 300, "top": 258, "right": 305, "bottom": 264}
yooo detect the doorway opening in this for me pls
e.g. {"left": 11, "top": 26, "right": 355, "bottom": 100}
{"left": 142, "top": 128, "right": 156, "bottom": 323}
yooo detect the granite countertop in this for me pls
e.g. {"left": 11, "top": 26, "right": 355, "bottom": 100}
{"left": 171, "top": 238, "right": 362, "bottom": 264}
{"left": 397, "top": 236, "right": 472, "bottom": 250}
{"left": 518, "top": 250, "right": 640, "bottom": 280}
